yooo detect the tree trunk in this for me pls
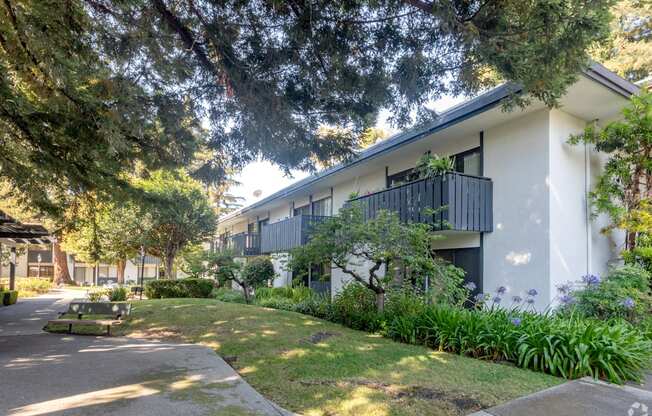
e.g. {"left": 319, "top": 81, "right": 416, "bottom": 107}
{"left": 116, "top": 259, "right": 126, "bottom": 284}
{"left": 375, "top": 290, "right": 385, "bottom": 312}
{"left": 165, "top": 253, "right": 176, "bottom": 279}
{"left": 52, "top": 241, "right": 74, "bottom": 285}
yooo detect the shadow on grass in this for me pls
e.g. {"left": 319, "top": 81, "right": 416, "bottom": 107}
{"left": 112, "top": 299, "right": 563, "bottom": 416}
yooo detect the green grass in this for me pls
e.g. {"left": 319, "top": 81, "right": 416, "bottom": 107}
{"left": 112, "top": 299, "right": 562, "bottom": 416}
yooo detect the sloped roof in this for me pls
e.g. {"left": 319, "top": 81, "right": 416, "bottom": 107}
{"left": 220, "top": 62, "right": 638, "bottom": 223}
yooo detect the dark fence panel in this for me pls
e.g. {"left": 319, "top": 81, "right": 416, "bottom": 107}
{"left": 348, "top": 172, "right": 492, "bottom": 232}
{"left": 260, "top": 215, "right": 329, "bottom": 253}
{"left": 218, "top": 232, "right": 261, "bottom": 256}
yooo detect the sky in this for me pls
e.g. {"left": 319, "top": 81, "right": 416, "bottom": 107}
{"left": 230, "top": 94, "right": 467, "bottom": 207}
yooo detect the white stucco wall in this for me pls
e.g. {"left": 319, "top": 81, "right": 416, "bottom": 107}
{"left": 270, "top": 252, "right": 292, "bottom": 287}
{"left": 483, "top": 109, "right": 551, "bottom": 308}
{"left": 548, "top": 109, "right": 593, "bottom": 301}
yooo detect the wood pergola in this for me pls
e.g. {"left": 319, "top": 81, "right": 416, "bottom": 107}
{"left": 0, "top": 212, "right": 53, "bottom": 291}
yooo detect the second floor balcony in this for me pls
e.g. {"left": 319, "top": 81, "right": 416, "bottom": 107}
{"left": 347, "top": 172, "right": 493, "bottom": 232}
{"left": 218, "top": 232, "right": 261, "bottom": 256}
{"left": 260, "top": 215, "right": 329, "bottom": 254}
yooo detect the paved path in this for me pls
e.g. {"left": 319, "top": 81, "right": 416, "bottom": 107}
{"left": 470, "top": 376, "right": 652, "bottom": 416}
{"left": 0, "top": 290, "right": 292, "bottom": 416}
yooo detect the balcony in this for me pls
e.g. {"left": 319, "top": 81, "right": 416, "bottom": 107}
{"left": 347, "top": 172, "right": 493, "bottom": 232}
{"left": 219, "top": 232, "right": 261, "bottom": 256}
{"left": 260, "top": 215, "right": 329, "bottom": 254}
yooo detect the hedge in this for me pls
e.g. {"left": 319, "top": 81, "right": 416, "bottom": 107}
{"left": 1, "top": 290, "right": 18, "bottom": 306}
{"left": 144, "top": 278, "right": 214, "bottom": 299}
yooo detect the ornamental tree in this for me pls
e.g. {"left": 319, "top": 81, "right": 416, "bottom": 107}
{"left": 569, "top": 91, "right": 652, "bottom": 251}
{"left": 289, "top": 203, "right": 465, "bottom": 312}
{"left": 211, "top": 253, "right": 273, "bottom": 303}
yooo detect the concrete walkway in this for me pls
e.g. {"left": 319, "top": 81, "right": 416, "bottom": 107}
{"left": 0, "top": 290, "right": 292, "bottom": 416}
{"left": 470, "top": 376, "right": 652, "bottom": 416}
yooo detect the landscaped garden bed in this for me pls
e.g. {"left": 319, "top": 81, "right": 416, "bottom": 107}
{"left": 115, "top": 298, "right": 561, "bottom": 416}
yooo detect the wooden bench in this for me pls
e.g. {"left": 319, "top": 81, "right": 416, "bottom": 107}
{"left": 48, "top": 302, "right": 132, "bottom": 336}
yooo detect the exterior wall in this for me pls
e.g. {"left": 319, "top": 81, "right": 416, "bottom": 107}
{"left": 483, "top": 109, "right": 551, "bottom": 309}
{"left": 548, "top": 109, "right": 593, "bottom": 302}
{"left": 270, "top": 253, "right": 292, "bottom": 287}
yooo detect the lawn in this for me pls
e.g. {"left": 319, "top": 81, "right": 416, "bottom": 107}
{"left": 107, "top": 298, "right": 561, "bottom": 416}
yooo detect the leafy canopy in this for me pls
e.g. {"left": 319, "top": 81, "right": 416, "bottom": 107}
{"left": 569, "top": 91, "right": 652, "bottom": 250}
{"left": 136, "top": 170, "right": 217, "bottom": 278}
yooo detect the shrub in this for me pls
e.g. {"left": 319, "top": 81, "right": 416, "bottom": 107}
{"left": 107, "top": 286, "right": 128, "bottom": 302}
{"left": 242, "top": 257, "right": 275, "bottom": 287}
{"left": 410, "top": 304, "right": 652, "bottom": 384}
{"left": 145, "top": 278, "right": 214, "bottom": 299}
{"left": 0, "top": 278, "right": 52, "bottom": 297}
{"left": 332, "top": 282, "right": 382, "bottom": 331}
{"left": 255, "top": 286, "right": 313, "bottom": 303}
{"left": 256, "top": 297, "right": 297, "bottom": 311}
{"left": 86, "top": 289, "right": 106, "bottom": 302}
{"left": 213, "top": 288, "right": 246, "bottom": 303}
{"left": 2, "top": 290, "right": 18, "bottom": 306}
{"left": 568, "top": 266, "right": 652, "bottom": 322}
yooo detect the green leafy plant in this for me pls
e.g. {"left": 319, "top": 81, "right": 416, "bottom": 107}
{"left": 211, "top": 253, "right": 271, "bottom": 304}
{"left": 144, "top": 278, "right": 213, "bottom": 299}
{"left": 255, "top": 286, "right": 313, "bottom": 303}
{"left": 212, "top": 288, "right": 246, "bottom": 304}
{"left": 107, "top": 286, "right": 128, "bottom": 302}
{"left": 414, "top": 153, "right": 455, "bottom": 179}
{"left": 289, "top": 203, "right": 462, "bottom": 312}
{"left": 86, "top": 289, "right": 105, "bottom": 302}
{"left": 1, "top": 290, "right": 18, "bottom": 306}
{"left": 566, "top": 266, "right": 652, "bottom": 322}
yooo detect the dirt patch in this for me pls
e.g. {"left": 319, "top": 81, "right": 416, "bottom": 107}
{"left": 304, "top": 332, "right": 338, "bottom": 344}
{"left": 299, "top": 379, "right": 485, "bottom": 412}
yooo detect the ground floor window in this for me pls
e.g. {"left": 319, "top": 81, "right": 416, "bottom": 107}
{"left": 433, "top": 247, "right": 481, "bottom": 297}
{"left": 292, "top": 262, "right": 331, "bottom": 295}
{"left": 27, "top": 265, "right": 53, "bottom": 278}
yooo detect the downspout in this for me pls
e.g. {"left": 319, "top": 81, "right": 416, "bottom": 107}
{"left": 585, "top": 121, "right": 597, "bottom": 274}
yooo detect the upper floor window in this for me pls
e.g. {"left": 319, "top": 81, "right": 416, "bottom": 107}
{"left": 312, "top": 197, "right": 332, "bottom": 217}
{"left": 387, "top": 168, "right": 414, "bottom": 187}
{"left": 454, "top": 147, "right": 481, "bottom": 176}
{"left": 293, "top": 204, "right": 311, "bottom": 216}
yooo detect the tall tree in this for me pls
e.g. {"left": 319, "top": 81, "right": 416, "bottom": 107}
{"left": 569, "top": 91, "right": 652, "bottom": 251}
{"left": 86, "top": 0, "right": 612, "bottom": 173}
{"left": 594, "top": 0, "right": 652, "bottom": 82}
{"left": 2, "top": 0, "right": 614, "bottom": 227}
{"left": 0, "top": 0, "right": 198, "bottom": 220}
{"left": 62, "top": 195, "right": 144, "bottom": 284}
{"left": 137, "top": 170, "right": 217, "bottom": 279}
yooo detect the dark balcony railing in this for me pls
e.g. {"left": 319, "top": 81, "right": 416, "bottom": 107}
{"left": 218, "top": 232, "right": 261, "bottom": 256}
{"left": 347, "top": 172, "right": 493, "bottom": 232}
{"left": 260, "top": 215, "right": 329, "bottom": 254}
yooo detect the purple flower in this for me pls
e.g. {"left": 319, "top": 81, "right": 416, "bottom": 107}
{"left": 474, "top": 293, "right": 486, "bottom": 302}
{"left": 510, "top": 317, "right": 522, "bottom": 326}
{"left": 556, "top": 283, "right": 572, "bottom": 294}
{"left": 525, "top": 297, "right": 536, "bottom": 305}
{"left": 493, "top": 296, "right": 502, "bottom": 304}
{"left": 622, "top": 297, "right": 635, "bottom": 310}
{"left": 511, "top": 295, "right": 523, "bottom": 304}
{"left": 582, "top": 274, "right": 601, "bottom": 286}
{"left": 560, "top": 295, "right": 575, "bottom": 305}
{"left": 527, "top": 289, "right": 538, "bottom": 297}
{"left": 464, "top": 282, "right": 477, "bottom": 291}
{"left": 496, "top": 286, "right": 507, "bottom": 295}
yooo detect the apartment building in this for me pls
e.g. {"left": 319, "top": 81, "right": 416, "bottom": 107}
{"left": 216, "top": 63, "right": 638, "bottom": 309}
